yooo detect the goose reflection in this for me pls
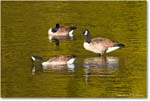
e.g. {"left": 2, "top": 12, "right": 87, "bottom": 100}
{"left": 83, "top": 56, "right": 119, "bottom": 84}
{"left": 43, "top": 64, "right": 75, "bottom": 72}
{"left": 84, "top": 56, "right": 119, "bottom": 69}
{"left": 32, "top": 64, "right": 75, "bottom": 75}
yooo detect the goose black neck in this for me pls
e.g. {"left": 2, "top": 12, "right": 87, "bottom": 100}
{"left": 56, "top": 24, "right": 60, "bottom": 28}
{"left": 85, "top": 32, "right": 91, "bottom": 43}
{"left": 31, "top": 56, "right": 44, "bottom": 72}
{"left": 52, "top": 24, "right": 60, "bottom": 33}
{"left": 52, "top": 28, "right": 59, "bottom": 33}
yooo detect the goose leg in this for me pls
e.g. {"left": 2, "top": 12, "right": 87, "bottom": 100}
{"left": 99, "top": 50, "right": 106, "bottom": 57}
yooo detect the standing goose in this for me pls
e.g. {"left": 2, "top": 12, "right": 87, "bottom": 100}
{"left": 31, "top": 55, "right": 76, "bottom": 67}
{"left": 82, "top": 30, "right": 125, "bottom": 56}
{"left": 48, "top": 24, "right": 77, "bottom": 41}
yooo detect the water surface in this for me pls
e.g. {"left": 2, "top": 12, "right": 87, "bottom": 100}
{"left": 1, "top": 1, "right": 146, "bottom": 97}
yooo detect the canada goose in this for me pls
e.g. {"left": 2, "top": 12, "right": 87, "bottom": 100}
{"left": 48, "top": 24, "right": 77, "bottom": 41}
{"left": 31, "top": 55, "right": 76, "bottom": 67}
{"left": 82, "top": 30, "right": 125, "bottom": 56}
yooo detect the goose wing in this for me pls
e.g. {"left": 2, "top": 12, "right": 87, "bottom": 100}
{"left": 48, "top": 55, "right": 72, "bottom": 62}
{"left": 91, "top": 37, "right": 118, "bottom": 48}
{"left": 57, "top": 26, "right": 76, "bottom": 32}
{"left": 54, "top": 27, "right": 69, "bottom": 36}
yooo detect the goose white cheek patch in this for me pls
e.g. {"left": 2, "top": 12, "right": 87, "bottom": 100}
{"left": 84, "top": 30, "right": 88, "bottom": 35}
{"left": 31, "top": 56, "right": 36, "bottom": 61}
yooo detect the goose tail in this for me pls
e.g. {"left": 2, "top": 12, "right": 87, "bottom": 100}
{"left": 116, "top": 43, "right": 125, "bottom": 48}
{"left": 67, "top": 55, "right": 76, "bottom": 64}
{"left": 69, "top": 26, "right": 77, "bottom": 30}
{"left": 107, "top": 43, "right": 125, "bottom": 53}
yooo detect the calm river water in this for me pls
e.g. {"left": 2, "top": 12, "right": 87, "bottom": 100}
{"left": 1, "top": 1, "right": 146, "bottom": 97}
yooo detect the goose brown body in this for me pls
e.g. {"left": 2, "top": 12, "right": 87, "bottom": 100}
{"left": 90, "top": 37, "right": 118, "bottom": 47}
{"left": 31, "top": 55, "right": 76, "bottom": 67}
{"left": 47, "top": 55, "right": 75, "bottom": 64}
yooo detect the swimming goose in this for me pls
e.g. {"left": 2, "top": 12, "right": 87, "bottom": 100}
{"left": 31, "top": 55, "right": 76, "bottom": 67}
{"left": 82, "top": 30, "right": 125, "bottom": 56}
{"left": 48, "top": 24, "right": 77, "bottom": 41}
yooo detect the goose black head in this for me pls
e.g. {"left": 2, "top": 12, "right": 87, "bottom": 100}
{"left": 52, "top": 23, "right": 60, "bottom": 33}
{"left": 52, "top": 37, "right": 60, "bottom": 46}
{"left": 82, "top": 30, "right": 89, "bottom": 36}
{"left": 55, "top": 23, "right": 60, "bottom": 28}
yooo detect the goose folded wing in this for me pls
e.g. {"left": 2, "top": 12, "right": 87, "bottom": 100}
{"left": 91, "top": 37, "right": 118, "bottom": 48}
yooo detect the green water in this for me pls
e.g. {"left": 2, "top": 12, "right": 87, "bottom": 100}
{"left": 1, "top": 1, "right": 146, "bottom": 97}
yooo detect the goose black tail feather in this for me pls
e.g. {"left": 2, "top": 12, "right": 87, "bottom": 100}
{"left": 69, "top": 26, "right": 77, "bottom": 30}
{"left": 116, "top": 43, "right": 125, "bottom": 48}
